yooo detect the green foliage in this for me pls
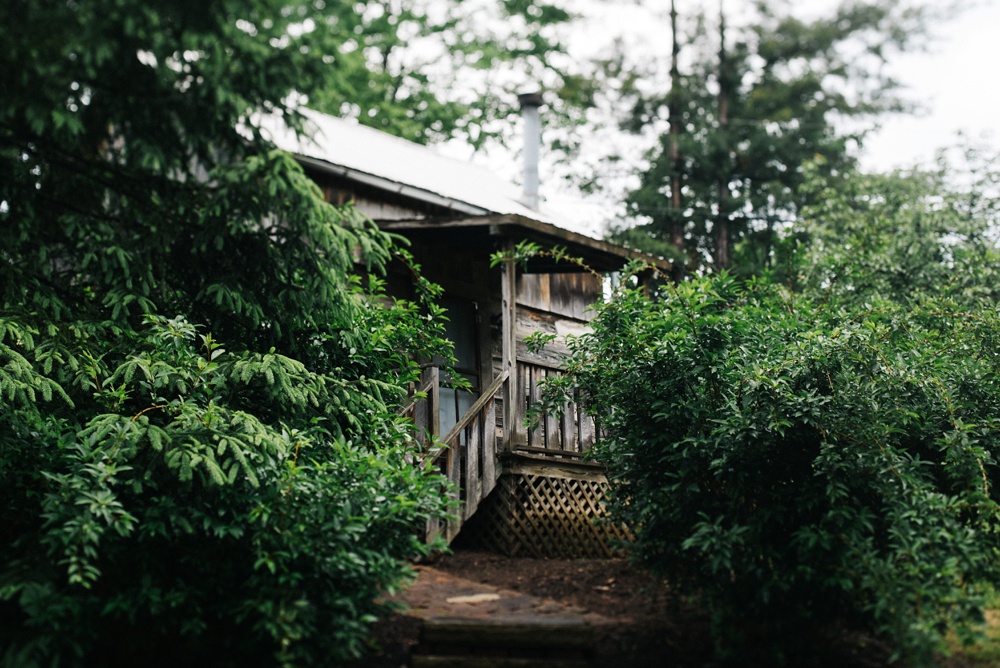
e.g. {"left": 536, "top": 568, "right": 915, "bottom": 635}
{"left": 563, "top": 275, "right": 1000, "bottom": 664}
{"left": 794, "top": 152, "right": 1000, "bottom": 308}
{"left": 0, "top": 1, "right": 454, "bottom": 664}
{"left": 608, "top": 0, "right": 931, "bottom": 274}
{"left": 1, "top": 318, "right": 450, "bottom": 666}
{"left": 306, "top": 0, "right": 574, "bottom": 148}
{"left": 489, "top": 240, "right": 602, "bottom": 277}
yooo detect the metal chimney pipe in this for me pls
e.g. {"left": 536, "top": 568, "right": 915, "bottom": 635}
{"left": 518, "top": 92, "right": 544, "bottom": 210}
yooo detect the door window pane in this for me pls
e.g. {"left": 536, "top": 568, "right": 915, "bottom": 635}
{"left": 437, "top": 300, "right": 479, "bottom": 446}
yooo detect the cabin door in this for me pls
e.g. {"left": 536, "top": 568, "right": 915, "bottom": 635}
{"left": 438, "top": 298, "right": 480, "bottom": 443}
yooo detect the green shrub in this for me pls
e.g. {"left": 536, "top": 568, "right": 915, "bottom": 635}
{"left": 562, "top": 275, "right": 1000, "bottom": 664}
{"left": 0, "top": 313, "right": 451, "bottom": 666}
{"left": 0, "top": 1, "right": 454, "bottom": 664}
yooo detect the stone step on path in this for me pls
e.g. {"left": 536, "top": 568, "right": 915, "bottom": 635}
{"left": 413, "top": 617, "right": 591, "bottom": 668}
{"left": 399, "top": 566, "right": 609, "bottom": 668}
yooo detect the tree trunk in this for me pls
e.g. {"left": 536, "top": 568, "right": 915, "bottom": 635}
{"left": 714, "top": 2, "right": 731, "bottom": 271}
{"left": 669, "top": 0, "right": 685, "bottom": 282}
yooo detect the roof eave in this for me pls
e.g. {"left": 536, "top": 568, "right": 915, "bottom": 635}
{"left": 296, "top": 154, "right": 491, "bottom": 217}
{"left": 381, "top": 213, "right": 672, "bottom": 273}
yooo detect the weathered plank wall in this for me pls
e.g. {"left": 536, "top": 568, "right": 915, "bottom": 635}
{"left": 503, "top": 272, "right": 602, "bottom": 455}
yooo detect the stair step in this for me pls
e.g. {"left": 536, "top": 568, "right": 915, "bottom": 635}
{"left": 412, "top": 617, "right": 593, "bottom": 668}
{"left": 420, "top": 616, "right": 593, "bottom": 651}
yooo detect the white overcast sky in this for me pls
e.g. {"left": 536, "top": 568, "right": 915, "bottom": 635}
{"left": 560, "top": 0, "right": 1000, "bottom": 171}
{"left": 859, "top": 0, "right": 1000, "bottom": 171}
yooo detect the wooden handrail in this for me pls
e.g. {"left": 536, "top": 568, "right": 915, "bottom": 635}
{"left": 515, "top": 356, "right": 566, "bottom": 372}
{"left": 512, "top": 444, "right": 587, "bottom": 460}
{"left": 440, "top": 368, "right": 509, "bottom": 447}
{"left": 398, "top": 369, "right": 439, "bottom": 417}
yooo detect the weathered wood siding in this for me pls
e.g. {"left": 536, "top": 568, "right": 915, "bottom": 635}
{"left": 310, "top": 170, "right": 448, "bottom": 222}
{"left": 516, "top": 273, "right": 600, "bottom": 322}
{"left": 505, "top": 272, "right": 602, "bottom": 455}
{"left": 347, "top": 195, "right": 425, "bottom": 222}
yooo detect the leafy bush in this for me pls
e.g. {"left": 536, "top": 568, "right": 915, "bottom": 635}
{"left": 560, "top": 274, "right": 1000, "bottom": 664}
{"left": 0, "top": 312, "right": 451, "bottom": 667}
{"left": 0, "top": 1, "right": 454, "bottom": 664}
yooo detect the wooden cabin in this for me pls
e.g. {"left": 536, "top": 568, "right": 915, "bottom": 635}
{"left": 267, "top": 109, "right": 669, "bottom": 557}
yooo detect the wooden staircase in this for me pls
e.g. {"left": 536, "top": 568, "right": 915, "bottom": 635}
{"left": 401, "top": 337, "right": 610, "bottom": 552}
{"left": 402, "top": 365, "right": 515, "bottom": 544}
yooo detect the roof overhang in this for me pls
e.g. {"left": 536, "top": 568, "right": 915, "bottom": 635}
{"left": 295, "top": 154, "right": 490, "bottom": 217}
{"left": 380, "top": 214, "right": 672, "bottom": 274}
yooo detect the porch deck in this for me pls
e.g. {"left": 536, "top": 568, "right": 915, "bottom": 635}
{"left": 401, "top": 356, "right": 627, "bottom": 558}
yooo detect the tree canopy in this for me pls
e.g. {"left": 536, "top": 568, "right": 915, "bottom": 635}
{"left": 602, "top": 0, "right": 931, "bottom": 275}
{"left": 793, "top": 149, "right": 1000, "bottom": 307}
{"left": 306, "top": 0, "right": 575, "bottom": 147}
{"left": 0, "top": 0, "right": 456, "bottom": 664}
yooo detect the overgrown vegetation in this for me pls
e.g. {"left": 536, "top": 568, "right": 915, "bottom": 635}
{"left": 531, "top": 161, "right": 1000, "bottom": 665}
{"left": 574, "top": 278, "right": 1000, "bottom": 664}
{"left": 0, "top": 1, "right": 455, "bottom": 664}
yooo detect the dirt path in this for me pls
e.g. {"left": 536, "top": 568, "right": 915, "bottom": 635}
{"left": 355, "top": 548, "right": 994, "bottom": 667}
{"left": 428, "top": 549, "right": 713, "bottom": 667}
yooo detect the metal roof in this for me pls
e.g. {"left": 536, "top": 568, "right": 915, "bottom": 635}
{"left": 262, "top": 108, "right": 554, "bottom": 221}
{"left": 258, "top": 108, "right": 671, "bottom": 273}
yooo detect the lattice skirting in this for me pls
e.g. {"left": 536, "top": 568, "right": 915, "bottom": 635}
{"left": 458, "top": 470, "right": 632, "bottom": 559}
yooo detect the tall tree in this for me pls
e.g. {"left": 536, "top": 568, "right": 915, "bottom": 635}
{"left": 611, "top": 0, "right": 930, "bottom": 275}
{"left": 713, "top": 2, "right": 731, "bottom": 270}
{"left": 307, "top": 0, "right": 575, "bottom": 147}
{"left": 0, "top": 0, "right": 456, "bottom": 664}
{"left": 668, "top": 0, "right": 685, "bottom": 281}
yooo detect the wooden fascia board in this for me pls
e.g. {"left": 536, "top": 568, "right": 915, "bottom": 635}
{"left": 382, "top": 214, "right": 670, "bottom": 273}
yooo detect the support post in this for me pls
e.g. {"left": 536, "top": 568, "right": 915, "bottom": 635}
{"left": 428, "top": 365, "right": 440, "bottom": 440}
{"left": 501, "top": 243, "right": 517, "bottom": 453}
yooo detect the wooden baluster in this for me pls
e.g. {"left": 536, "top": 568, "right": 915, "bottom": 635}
{"left": 428, "top": 365, "right": 440, "bottom": 441}
{"left": 482, "top": 396, "right": 497, "bottom": 495}
{"left": 514, "top": 363, "right": 528, "bottom": 447}
{"left": 446, "top": 436, "right": 462, "bottom": 541}
{"left": 578, "top": 388, "right": 595, "bottom": 452}
{"left": 464, "top": 413, "right": 481, "bottom": 520}
{"left": 528, "top": 365, "right": 545, "bottom": 447}
{"left": 543, "top": 368, "right": 560, "bottom": 450}
{"left": 561, "top": 400, "right": 577, "bottom": 452}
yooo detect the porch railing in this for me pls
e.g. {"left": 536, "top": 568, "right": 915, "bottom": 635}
{"left": 402, "top": 359, "right": 596, "bottom": 544}
{"left": 423, "top": 368, "right": 508, "bottom": 544}
{"left": 399, "top": 366, "right": 439, "bottom": 450}
{"left": 511, "top": 359, "right": 596, "bottom": 458}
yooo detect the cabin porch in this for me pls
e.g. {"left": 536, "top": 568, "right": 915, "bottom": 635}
{"left": 358, "top": 210, "right": 666, "bottom": 558}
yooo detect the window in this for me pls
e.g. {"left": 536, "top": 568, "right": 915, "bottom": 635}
{"left": 437, "top": 298, "right": 479, "bottom": 442}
